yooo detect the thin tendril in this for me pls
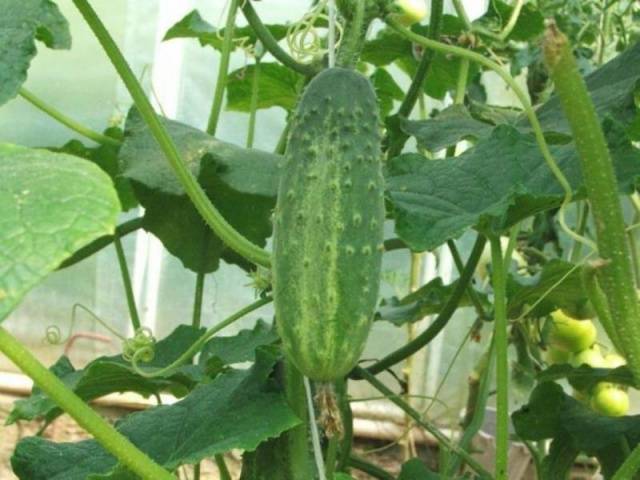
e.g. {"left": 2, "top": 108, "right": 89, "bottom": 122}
{"left": 286, "top": 1, "right": 343, "bottom": 62}
{"left": 45, "top": 303, "right": 126, "bottom": 345}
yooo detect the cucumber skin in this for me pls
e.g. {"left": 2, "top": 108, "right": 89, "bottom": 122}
{"left": 273, "top": 68, "right": 385, "bottom": 381}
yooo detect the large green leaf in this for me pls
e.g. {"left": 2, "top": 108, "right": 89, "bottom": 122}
{"left": 400, "top": 105, "right": 495, "bottom": 153}
{"left": 119, "top": 108, "right": 278, "bottom": 272}
{"left": 386, "top": 124, "right": 640, "bottom": 251}
{"left": 0, "top": 0, "right": 71, "bottom": 105}
{"left": 199, "top": 319, "right": 279, "bottom": 366}
{"left": 226, "top": 63, "right": 302, "bottom": 112}
{"left": 530, "top": 41, "right": 640, "bottom": 136}
{"left": 0, "top": 144, "right": 120, "bottom": 322}
{"left": 49, "top": 128, "right": 137, "bottom": 211}
{"left": 7, "top": 325, "right": 207, "bottom": 425}
{"left": 11, "top": 348, "right": 301, "bottom": 480}
{"left": 163, "top": 9, "right": 287, "bottom": 53}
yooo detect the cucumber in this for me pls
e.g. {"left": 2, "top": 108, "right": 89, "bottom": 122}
{"left": 273, "top": 67, "right": 385, "bottom": 381}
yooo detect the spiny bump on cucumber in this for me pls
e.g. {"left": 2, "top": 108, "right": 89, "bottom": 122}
{"left": 273, "top": 67, "right": 385, "bottom": 381}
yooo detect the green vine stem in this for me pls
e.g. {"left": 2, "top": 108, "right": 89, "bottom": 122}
{"left": 543, "top": 22, "right": 640, "bottom": 382}
{"left": 446, "top": 338, "right": 496, "bottom": 476}
{"left": 246, "top": 56, "right": 261, "bottom": 148}
{"left": 0, "top": 326, "right": 174, "bottom": 480}
{"left": 613, "top": 441, "right": 640, "bottom": 480}
{"left": 18, "top": 87, "right": 121, "bottom": 147}
{"left": 283, "top": 360, "right": 314, "bottom": 479}
{"left": 113, "top": 233, "right": 141, "bottom": 331}
{"left": 72, "top": 0, "right": 271, "bottom": 268}
{"left": 447, "top": 240, "right": 487, "bottom": 319}
{"left": 206, "top": 0, "right": 239, "bottom": 136}
{"left": 59, "top": 217, "right": 143, "bottom": 270}
{"left": 385, "top": 0, "right": 443, "bottom": 157}
{"left": 334, "top": 379, "right": 353, "bottom": 472}
{"left": 347, "top": 455, "right": 395, "bottom": 480}
{"left": 335, "top": 0, "right": 367, "bottom": 69}
{"left": 130, "top": 295, "right": 271, "bottom": 377}
{"left": 497, "top": 0, "right": 525, "bottom": 41}
{"left": 386, "top": 18, "right": 593, "bottom": 253}
{"left": 215, "top": 455, "right": 232, "bottom": 480}
{"left": 241, "top": 1, "right": 317, "bottom": 77}
{"left": 451, "top": 0, "right": 472, "bottom": 31}
{"left": 352, "top": 234, "right": 486, "bottom": 377}
{"left": 489, "top": 236, "right": 509, "bottom": 480}
{"left": 353, "top": 366, "right": 493, "bottom": 479}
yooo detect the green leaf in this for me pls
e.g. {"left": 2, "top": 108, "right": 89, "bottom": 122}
{"left": 11, "top": 348, "right": 301, "bottom": 480}
{"left": 400, "top": 105, "right": 494, "bottom": 152}
{"left": 163, "top": 9, "right": 287, "bottom": 53}
{"left": 0, "top": 144, "right": 120, "bottom": 322}
{"left": 537, "top": 364, "right": 635, "bottom": 392}
{"left": 376, "top": 277, "right": 488, "bottom": 326}
{"left": 7, "top": 325, "right": 208, "bottom": 425}
{"left": 507, "top": 260, "right": 592, "bottom": 320}
{"left": 0, "top": 0, "right": 71, "bottom": 105}
{"left": 398, "top": 458, "right": 441, "bottom": 479}
{"left": 226, "top": 63, "right": 302, "bottom": 112}
{"left": 370, "top": 68, "right": 404, "bottom": 119}
{"left": 386, "top": 124, "right": 640, "bottom": 251}
{"left": 361, "top": 28, "right": 411, "bottom": 66}
{"left": 199, "top": 319, "right": 279, "bottom": 366}
{"left": 528, "top": 40, "right": 640, "bottom": 136}
{"left": 120, "top": 108, "right": 278, "bottom": 272}
{"left": 49, "top": 128, "right": 137, "bottom": 211}
{"left": 513, "top": 382, "right": 640, "bottom": 477}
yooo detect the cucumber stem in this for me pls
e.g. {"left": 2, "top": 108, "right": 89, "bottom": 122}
{"left": 72, "top": 0, "right": 271, "bottom": 268}
{"left": 18, "top": 87, "right": 121, "bottom": 147}
{"left": 206, "top": 0, "right": 239, "bottom": 136}
{"left": 543, "top": 22, "right": 640, "bottom": 383}
{"left": 59, "top": 217, "right": 144, "bottom": 270}
{"left": 490, "top": 236, "right": 509, "bottom": 480}
{"left": 0, "top": 326, "right": 174, "bottom": 480}
{"left": 114, "top": 233, "right": 141, "bottom": 332}
{"left": 131, "top": 296, "right": 272, "bottom": 378}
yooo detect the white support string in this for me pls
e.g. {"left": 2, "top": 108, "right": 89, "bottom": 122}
{"left": 328, "top": 0, "right": 337, "bottom": 67}
{"left": 304, "top": 376, "right": 327, "bottom": 480}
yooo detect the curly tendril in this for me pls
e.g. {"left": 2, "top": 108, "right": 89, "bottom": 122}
{"left": 45, "top": 303, "right": 126, "bottom": 346}
{"left": 122, "top": 327, "right": 156, "bottom": 363}
{"left": 286, "top": 0, "right": 343, "bottom": 62}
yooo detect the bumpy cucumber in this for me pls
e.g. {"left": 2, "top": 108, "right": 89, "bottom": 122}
{"left": 273, "top": 68, "right": 385, "bottom": 381}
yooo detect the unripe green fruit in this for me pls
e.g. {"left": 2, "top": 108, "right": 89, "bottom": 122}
{"left": 590, "top": 384, "right": 629, "bottom": 417}
{"left": 548, "top": 310, "right": 597, "bottom": 353}
{"left": 570, "top": 345, "right": 606, "bottom": 368}
{"left": 390, "top": 0, "right": 427, "bottom": 26}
